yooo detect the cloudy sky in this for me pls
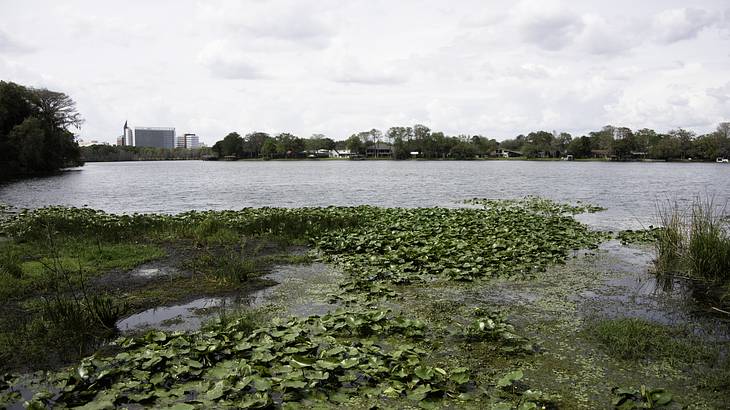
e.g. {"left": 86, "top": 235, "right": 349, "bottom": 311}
{"left": 1, "top": 0, "right": 729, "bottom": 145}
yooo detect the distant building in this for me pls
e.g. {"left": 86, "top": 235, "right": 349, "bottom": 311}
{"left": 116, "top": 136, "right": 125, "bottom": 146}
{"left": 495, "top": 149, "right": 522, "bottom": 158}
{"left": 176, "top": 133, "right": 200, "bottom": 149}
{"left": 329, "top": 149, "right": 352, "bottom": 158}
{"left": 365, "top": 142, "right": 392, "bottom": 158}
{"left": 134, "top": 127, "right": 175, "bottom": 148}
{"left": 123, "top": 121, "right": 133, "bottom": 146}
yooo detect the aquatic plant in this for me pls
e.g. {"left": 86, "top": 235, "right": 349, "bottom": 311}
{"left": 654, "top": 198, "right": 730, "bottom": 306}
{"left": 618, "top": 227, "right": 662, "bottom": 245}
{"left": 612, "top": 386, "right": 672, "bottom": 409}
{"left": 465, "top": 196, "right": 606, "bottom": 215}
{"left": 583, "top": 318, "right": 710, "bottom": 362}
{"left": 316, "top": 202, "right": 607, "bottom": 284}
{"left": 25, "top": 309, "right": 478, "bottom": 408}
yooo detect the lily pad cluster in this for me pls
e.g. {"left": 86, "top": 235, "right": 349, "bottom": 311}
{"left": 618, "top": 227, "right": 662, "bottom": 245}
{"left": 457, "top": 309, "right": 534, "bottom": 354}
{"left": 465, "top": 196, "right": 606, "bottom": 215}
{"left": 20, "top": 309, "right": 475, "bottom": 409}
{"left": 316, "top": 203, "right": 607, "bottom": 283}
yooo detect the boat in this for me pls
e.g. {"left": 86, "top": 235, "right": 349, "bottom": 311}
{"left": 716, "top": 158, "right": 729, "bottom": 163}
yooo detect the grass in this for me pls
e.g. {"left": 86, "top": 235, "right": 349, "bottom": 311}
{"left": 583, "top": 317, "right": 712, "bottom": 363}
{"left": 654, "top": 198, "right": 730, "bottom": 307}
{"left": 0, "top": 238, "right": 165, "bottom": 301}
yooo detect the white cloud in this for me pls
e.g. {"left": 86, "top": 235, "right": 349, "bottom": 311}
{"left": 707, "top": 82, "right": 730, "bottom": 102}
{"left": 516, "top": 6, "right": 584, "bottom": 51}
{"left": 575, "top": 14, "right": 641, "bottom": 55}
{"left": 197, "top": 0, "right": 335, "bottom": 50}
{"left": 1, "top": 0, "right": 728, "bottom": 144}
{"left": 651, "top": 8, "right": 716, "bottom": 44}
{"left": 0, "top": 29, "right": 34, "bottom": 53}
{"left": 329, "top": 56, "right": 407, "bottom": 85}
{"left": 197, "top": 40, "right": 264, "bottom": 79}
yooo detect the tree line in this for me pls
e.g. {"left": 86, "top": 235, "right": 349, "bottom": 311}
{"left": 80, "top": 145, "right": 214, "bottom": 162}
{"left": 0, "top": 81, "right": 83, "bottom": 180}
{"left": 212, "top": 122, "right": 730, "bottom": 161}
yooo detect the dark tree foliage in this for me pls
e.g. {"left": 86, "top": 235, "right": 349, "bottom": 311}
{"left": 80, "top": 145, "right": 213, "bottom": 162}
{"left": 0, "top": 81, "right": 82, "bottom": 179}
{"left": 209, "top": 122, "right": 730, "bottom": 162}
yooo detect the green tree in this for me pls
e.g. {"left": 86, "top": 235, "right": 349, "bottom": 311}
{"left": 261, "top": 139, "right": 277, "bottom": 159}
{"left": 345, "top": 135, "right": 365, "bottom": 155}
{"left": 567, "top": 136, "right": 592, "bottom": 158}
{"left": 219, "top": 132, "right": 244, "bottom": 157}
{"left": 449, "top": 141, "right": 477, "bottom": 159}
{"left": 274, "top": 133, "right": 304, "bottom": 157}
{"left": 0, "top": 81, "right": 83, "bottom": 178}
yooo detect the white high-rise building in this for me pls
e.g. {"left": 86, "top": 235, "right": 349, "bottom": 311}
{"left": 176, "top": 133, "right": 200, "bottom": 149}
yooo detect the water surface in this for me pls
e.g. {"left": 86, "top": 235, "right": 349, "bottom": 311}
{"left": 1, "top": 160, "right": 727, "bottom": 230}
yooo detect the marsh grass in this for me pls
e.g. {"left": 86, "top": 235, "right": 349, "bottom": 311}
{"left": 0, "top": 231, "right": 129, "bottom": 370}
{"left": 584, "top": 318, "right": 711, "bottom": 363}
{"left": 654, "top": 198, "right": 730, "bottom": 306}
{"left": 0, "top": 238, "right": 164, "bottom": 301}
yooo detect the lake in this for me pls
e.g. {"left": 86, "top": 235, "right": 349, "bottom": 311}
{"left": 1, "top": 160, "right": 728, "bottom": 230}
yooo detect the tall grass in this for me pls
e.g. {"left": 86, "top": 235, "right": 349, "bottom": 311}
{"left": 654, "top": 197, "right": 730, "bottom": 302}
{"left": 687, "top": 201, "right": 730, "bottom": 282}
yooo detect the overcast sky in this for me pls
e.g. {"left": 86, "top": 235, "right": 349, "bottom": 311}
{"left": 1, "top": 0, "right": 729, "bottom": 145}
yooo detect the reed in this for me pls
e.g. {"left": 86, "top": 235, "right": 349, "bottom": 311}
{"left": 654, "top": 197, "right": 730, "bottom": 305}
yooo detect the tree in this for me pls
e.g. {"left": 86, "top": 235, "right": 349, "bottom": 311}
{"left": 667, "top": 128, "right": 695, "bottom": 159}
{"left": 245, "top": 132, "right": 271, "bottom": 157}
{"left": 0, "top": 81, "right": 83, "bottom": 178}
{"left": 345, "top": 135, "right": 365, "bottom": 155}
{"left": 567, "top": 136, "right": 592, "bottom": 158}
{"left": 261, "top": 139, "right": 277, "bottom": 159}
{"left": 32, "top": 88, "right": 84, "bottom": 130}
{"left": 219, "top": 132, "right": 243, "bottom": 157}
{"left": 449, "top": 141, "right": 477, "bottom": 159}
{"left": 274, "top": 133, "right": 304, "bottom": 157}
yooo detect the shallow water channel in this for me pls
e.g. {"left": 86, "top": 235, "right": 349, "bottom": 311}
{"left": 116, "top": 262, "right": 344, "bottom": 333}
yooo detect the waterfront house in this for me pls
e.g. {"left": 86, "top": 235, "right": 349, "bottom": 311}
{"left": 329, "top": 149, "right": 353, "bottom": 158}
{"left": 366, "top": 143, "right": 392, "bottom": 158}
{"left": 494, "top": 149, "right": 523, "bottom": 158}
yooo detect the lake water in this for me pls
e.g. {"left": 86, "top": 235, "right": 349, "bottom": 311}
{"left": 1, "top": 160, "right": 728, "bottom": 230}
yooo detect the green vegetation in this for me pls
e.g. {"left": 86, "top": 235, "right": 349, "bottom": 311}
{"left": 80, "top": 144, "right": 214, "bottom": 162}
{"left": 618, "top": 227, "right": 662, "bottom": 245}
{"left": 654, "top": 198, "right": 730, "bottom": 307}
{"left": 465, "top": 196, "right": 606, "bottom": 215}
{"left": 584, "top": 318, "right": 711, "bottom": 362}
{"left": 1, "top": 198, "right": 726, "bottom": 408}
{"left": 612, "top": 386, "right": 673, "bottom": 409}
{"left": 0, "top": 238, "right": 164, "bottom": 301}
{"left": 33, "top": 309, "right": 482, "bottom": 408}
{"left": 208, "top": 122, "right": 730, "bottom": 160}
{"left": 0, "top": 81, "right": 83, "bottom": 180}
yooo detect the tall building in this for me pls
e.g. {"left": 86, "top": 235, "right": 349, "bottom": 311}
{"left": 175, "top": 133, "right": 200, "bottom": 149}
{"left": 186, "top": 133, "right": 200, "bottom": 149}
{"left": 124, "top": 122, "right": 134, "bottom": 146}
{"left": 134, "top": 127, "right": 175, "bottom": 148}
